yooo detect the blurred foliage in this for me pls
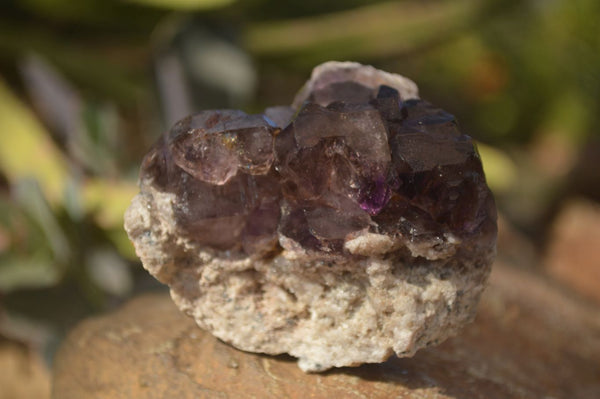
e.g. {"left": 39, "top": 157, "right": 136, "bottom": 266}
{"left": 128, "top": 0, "right": 237, "bottom": 10}
{"left": 0, "top": 78, "right": 69, "bottom": 205}
{"left": 0, "top": 0, "right": 598, "bottom": 369}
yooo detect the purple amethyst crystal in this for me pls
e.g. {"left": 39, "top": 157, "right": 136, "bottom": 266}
{"left": 127, "top": 62, "right": 498, "bottom": 373}
{"left": 139, "top": 65, "right": 496, "bottom": 258}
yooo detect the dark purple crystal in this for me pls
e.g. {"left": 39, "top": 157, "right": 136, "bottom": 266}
{"left": 358, "top": 177, "right": 391, "bottom": 216}
{"left": 140, "top": 71, "right": 496, "bottom": 257}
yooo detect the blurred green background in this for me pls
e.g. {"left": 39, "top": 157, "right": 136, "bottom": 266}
{"left": 0, "top": 0, "right": 599, "bottom": 396}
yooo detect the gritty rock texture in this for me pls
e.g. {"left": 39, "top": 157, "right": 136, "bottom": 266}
{"left": 124, "top": 61, "right": 497, "bottom": 372}
{"left": 52, "top": 262, "right": 600, "bottom": 399}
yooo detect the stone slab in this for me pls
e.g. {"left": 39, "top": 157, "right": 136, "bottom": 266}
{"left": 52, "top": 261, "right": 600, "bottom": 399}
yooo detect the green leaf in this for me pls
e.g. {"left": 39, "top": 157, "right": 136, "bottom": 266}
{"left": 0, "top": 256, "right": 62, "bottom": 292}
{"left": 0, "top": 77, "right": 70, "bottom": 206}
{"left": 81, "top": 178, "right": 139, "bottom": 260}
{"left": 246, "top": 0, "right": 484, "bottom": 64}
{"left": 107, "top": 228, "right": 138, "bottom": 261}
{"left": 18, "top": 0, "right": 162, "bottom": 28}
{"left": 82, "top": 178, "right": 139, "bottom": 230}
{"left": 123, "top": 0, "right": 235, "bottom": 11}
{"left": 13, "top": 179, "right": 71, "bottom": 265}
{"left": 477, "top": 142, "right": 518, "bottom": 194}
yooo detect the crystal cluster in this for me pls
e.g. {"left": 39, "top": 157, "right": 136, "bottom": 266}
{"left": 126, "top": 62, "right": 497, "bottom": 372}
{"left": 141, "top": 110, "right": 281, "bottom": 253}
{"left": 140, "top": 71, "right": 495, "bottom": 260}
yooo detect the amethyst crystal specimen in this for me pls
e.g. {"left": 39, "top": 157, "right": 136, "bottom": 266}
{"left": 125, "top": 62, "right": 497, "bottom": 372}
{"left": 141, "top": 82, "right": 494, "bottom": 259}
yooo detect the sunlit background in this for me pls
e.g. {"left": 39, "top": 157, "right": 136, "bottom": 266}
{"left": 1, "top": 0, "right": 599, "bottom": 397}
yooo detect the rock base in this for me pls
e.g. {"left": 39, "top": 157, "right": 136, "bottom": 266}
{"left": 52, "top": 261, "right": 600, "bottom": 399}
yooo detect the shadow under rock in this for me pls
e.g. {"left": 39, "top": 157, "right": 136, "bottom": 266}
{"left": 328, "top": 345, "right": 514, "bottom": 399}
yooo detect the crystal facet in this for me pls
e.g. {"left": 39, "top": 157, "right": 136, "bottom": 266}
{"left": 141, "top": 82, "right": 494, "bottom": 258}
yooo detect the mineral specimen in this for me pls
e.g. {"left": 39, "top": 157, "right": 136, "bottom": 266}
{"left": 124, "top": 61, "right": 497, "bottom": 372}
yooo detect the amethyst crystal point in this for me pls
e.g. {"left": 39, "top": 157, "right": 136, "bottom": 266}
{"left": 140, "top": 109, "right": 281, "bottom": 252}
{"left": 167, "top": 110, "right": 276, "bottom": 185}
{"left": 125, "top": 61, "right": 497, "bottom": 373}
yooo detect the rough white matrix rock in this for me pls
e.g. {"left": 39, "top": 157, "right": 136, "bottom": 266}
{"left": 124, "top": 61, "right": 497, "bottom": 372}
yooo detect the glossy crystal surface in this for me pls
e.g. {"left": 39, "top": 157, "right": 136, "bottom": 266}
{"left": 140, "top": 80, "right": 495, "bottom": 256}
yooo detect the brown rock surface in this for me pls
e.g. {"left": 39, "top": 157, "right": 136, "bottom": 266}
{"left": 544, "top": 198, "right": 600, "bottom": 304}
{"left": 0, "top": 339, "right": 51, "bottom": 399}
{"left": 52, "top": 261, "right": 600, "bottom": 399}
